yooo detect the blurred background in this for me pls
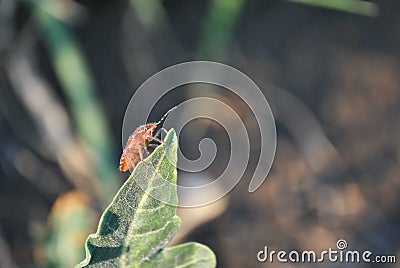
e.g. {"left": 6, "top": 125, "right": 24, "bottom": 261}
{"left": 0, "top": 0, "right": 399, "bottom": 267}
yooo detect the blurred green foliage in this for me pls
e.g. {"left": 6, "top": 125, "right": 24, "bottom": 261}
{"left": 33, "top": 1, "right": 118, "bottom": 205}
{"left": 287, "top": 0, "right": 378, "bottom": 16}
{"left": 129, "top": 0, "right": 169, "bottom": 31}
{"left": 44, "top": 192, "right": 96, "bottom": 268}
{"left": 28, "top": 1, "right": 121, "bottom": 267}
{"left": 198, "top": 0, "right": 245, "bottom": 59}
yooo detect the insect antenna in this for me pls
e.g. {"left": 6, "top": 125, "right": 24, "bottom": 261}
{"left": 155, "top": 106, "right": 177, "bottom": 126}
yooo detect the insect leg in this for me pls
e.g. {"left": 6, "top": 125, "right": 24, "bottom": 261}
{"left": 152, "top": 128, "right": 168, "bottom": 143}
{"left": 150, "top": 137, "right": 163, "bottom": 144}
{"left": 146, "top": 144, "right": 159, "bottom": 147}
{"left": 138, "top": 147, "right": 144, "bottom": 160}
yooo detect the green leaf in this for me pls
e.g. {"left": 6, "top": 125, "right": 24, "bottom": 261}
{"left": 77, "top": 129, "right": 216, "bottom": 268}
{"left": 141, "top": 243, "right": 216, "bottom": 268}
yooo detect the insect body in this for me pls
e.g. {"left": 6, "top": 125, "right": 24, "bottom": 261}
{"left": 119, "top": 107, "right": 176, "bottom": 171}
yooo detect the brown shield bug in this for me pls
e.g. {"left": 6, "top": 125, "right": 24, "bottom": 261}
{"left": 119, "top": 107, "right": 176, "bottom": 171}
